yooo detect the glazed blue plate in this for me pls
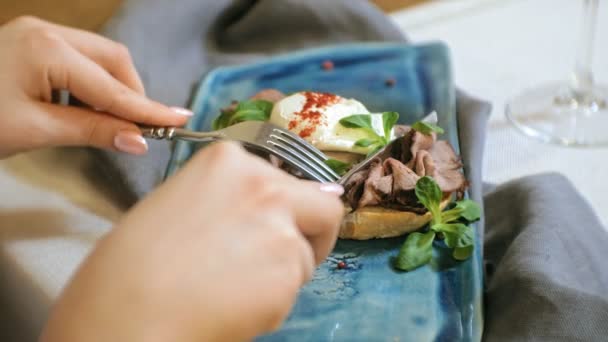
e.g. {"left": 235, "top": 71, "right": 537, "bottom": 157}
{"left": 166, "top": 42, "right": 483, "bottom": 342}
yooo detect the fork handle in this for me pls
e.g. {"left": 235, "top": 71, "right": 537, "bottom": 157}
{"left": 140, "top": 126, "right": 224, "bottom": 142}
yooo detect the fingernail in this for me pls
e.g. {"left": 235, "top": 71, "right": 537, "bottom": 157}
{"left": 170, "top": 106, "right": 193, "bottom": 116}
{"left": 114, "top": 130, "right": 148, "bottom": 155}
{"left": 319, "top": 183, "right": 344, "bottom": 196}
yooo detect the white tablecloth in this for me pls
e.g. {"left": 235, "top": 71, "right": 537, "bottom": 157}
{"left": 1, "top": 0, "right": 607, "bottom": 339}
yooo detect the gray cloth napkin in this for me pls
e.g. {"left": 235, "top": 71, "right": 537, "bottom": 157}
{"left": 93, "top": 0, "right": 608, "bottom": 340}
{"left": 483, "top": 173, "right": 608, "bottom": 341}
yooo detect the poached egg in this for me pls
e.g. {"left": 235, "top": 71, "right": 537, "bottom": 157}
{"left": 269, "top": 91, "right": 392, "bottom": 154}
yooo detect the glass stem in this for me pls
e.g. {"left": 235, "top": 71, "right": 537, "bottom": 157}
{"left": 571, "top": 0, "right": 598, "bottom": 96}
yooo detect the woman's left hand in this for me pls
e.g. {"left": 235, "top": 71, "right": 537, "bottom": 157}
{"left": 0, "top": 16, "right": 191, "bottom": 158}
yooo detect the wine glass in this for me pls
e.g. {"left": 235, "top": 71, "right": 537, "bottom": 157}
{"left": 506, "top": 0, "right": 608, "bottom": 146}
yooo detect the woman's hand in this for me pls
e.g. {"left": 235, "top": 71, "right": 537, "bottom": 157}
{"left": 41, "top": 142, "right": 345, "bottom": 342}
{"left": 0, "top": 16, "right": 191, "bottom": 158}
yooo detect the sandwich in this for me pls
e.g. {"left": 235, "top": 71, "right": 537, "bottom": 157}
{"left": 214, "top": 89, "right": 467, "bottom": 240}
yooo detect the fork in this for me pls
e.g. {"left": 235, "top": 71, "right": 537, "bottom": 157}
{"left": 140, "top": 121, "right": 340, "bottom": 183}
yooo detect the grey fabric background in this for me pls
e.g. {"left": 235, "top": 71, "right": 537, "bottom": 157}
{"left": 93, "top": 0, "right": 608, "bottom": 340}
{"left": 484, "top": 173, "right": 608, "bottom": 341}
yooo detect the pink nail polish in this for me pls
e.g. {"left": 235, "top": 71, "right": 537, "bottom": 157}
{"left": 170, "top": 107, "right": 193, "bottom": 116}
{"left": 114, "top": 131, "right": 148, "bottom": 155}
{"left": 319, "top": 183, "right": 344, "bottom": 196}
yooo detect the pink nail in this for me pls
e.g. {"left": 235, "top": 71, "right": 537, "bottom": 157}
{"left": 170, "top": 107, "right": 193, "bottom": 116}
{"left": 114, "top": 131, "right": 148, "bottom": 155}
{"left": 319, "top": 183, "right": 344, "bottom": 196}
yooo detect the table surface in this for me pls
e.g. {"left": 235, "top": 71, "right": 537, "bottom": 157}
{"left": 1, "top": 0, "right": 607, "bottom": 339}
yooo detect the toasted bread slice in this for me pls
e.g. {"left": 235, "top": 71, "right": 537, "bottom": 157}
{"left": 339, "top": 197, "right": 450, "bottom": 240}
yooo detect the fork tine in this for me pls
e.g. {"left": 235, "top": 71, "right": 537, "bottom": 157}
{"left": 267, "top": 135, "right": 339, "bottom": 182}
{"left": 270, "top": 129, "right": 340, "bottom": 181}
{"left": 268, "top": 134, "right": 340, "bottom": 181}
{"left": 265, "top": 141, "right": 336, "bottom": 182}
{"left": 242, "top": 143, "right": 327, "bottom": 182}
{"left": 272, "top": 129, "right": 333, "bottom": 170}
{"left": 272, "top": 128, "right": 328, "bottom": 161}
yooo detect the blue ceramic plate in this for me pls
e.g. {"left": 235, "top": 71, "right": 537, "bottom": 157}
{"left": 167, "top": 42, "right": 483, "bottom": 342}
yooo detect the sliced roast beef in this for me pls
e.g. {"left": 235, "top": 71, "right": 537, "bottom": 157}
{"left": 344, "top": 169, "right": 369, "bottom": 209}
{"left": 370, "top": 175, "right": 393, "bottom": 198}
{"left": 404, "top": 135, "right": 465, "bottom": 193}
{"left": 383, "top": 158, "right": 424, "bottom": 211}
{"left": 384, "top": 158, "right": 420, "bottom": 193}
{"left": 410, "top": 131, "right": 436, "bottom": 157}
{"left": 342, "top": 128, "right": 467, "bottom": 211}
{"left": 428, "top": 141, "right": 465, "bottom": 193}
{"left": 408, "top": 150, "right": 435, "bottom": 176}
{"left": 396, "top": 130, "right": 436, "bottom": 164}
{"left": 429, "top": 141, "right": 462, "bottom": 170}
{"left": 349, "top": 158, "right": 422, "bottom": 210}
{"left": 358, "top": 160, "right": 385, "bottom": 208}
